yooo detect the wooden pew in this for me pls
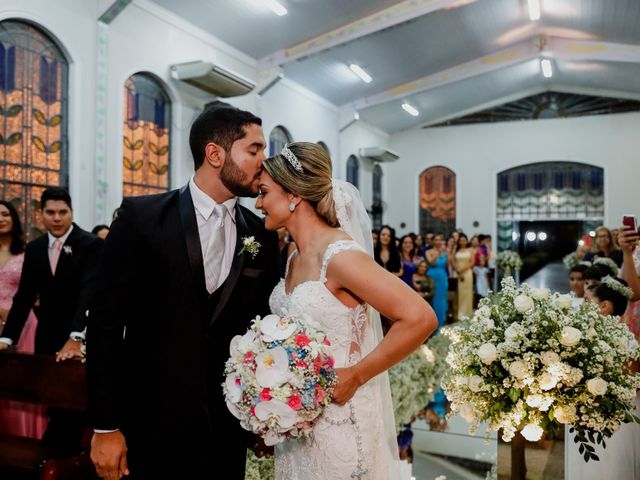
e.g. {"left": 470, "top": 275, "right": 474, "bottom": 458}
{"left": 0, "top": 352, "right": 96, "bottom": 479}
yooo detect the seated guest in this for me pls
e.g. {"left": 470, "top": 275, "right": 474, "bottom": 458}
{"left": 412, "top": 260, "right": 435, "bottom": 301}
{"left": 0, "top": 188, "right": 103, "bottom": 455}
{"left": 0, "top": 200, "right": 48, "bottom": 438}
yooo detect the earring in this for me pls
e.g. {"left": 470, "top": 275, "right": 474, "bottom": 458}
{"left": 289, "top": 201, "right": 296, "bottom": 212}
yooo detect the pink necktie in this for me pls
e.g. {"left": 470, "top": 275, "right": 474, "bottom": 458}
{"left": 50, "top": 239, "right": 62, "bottom": 274}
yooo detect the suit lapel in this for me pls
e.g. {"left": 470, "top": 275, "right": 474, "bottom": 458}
{"left": 209, "top": 205, "right": 248, "bottom": 326}
{"left": 178, "top": 185, "right": 206, "bottom": 293}
{"left": 53, "top": 224, "right": 80, "bottom": 278}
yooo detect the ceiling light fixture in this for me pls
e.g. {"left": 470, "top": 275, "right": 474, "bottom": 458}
{"left": 258, "top": 0, "right": 287, "bottom": 16}
{"left": 354, "top": 112, "right": 360, "bottom": 120}
{"left": 401, "top": 103, "right": 419, "bottom": 116}
{"left": 527, "top": 0, "right": 541, "bottom": 21}
{"left": 349, "top": 64, "right": 372, "bottom": 83}
{"left": 540, "top": 58, "right": 553, "bottom": 78}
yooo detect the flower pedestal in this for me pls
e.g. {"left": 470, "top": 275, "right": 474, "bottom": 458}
{"left": 497, "top": 431, "right": 565, "bottom": 480}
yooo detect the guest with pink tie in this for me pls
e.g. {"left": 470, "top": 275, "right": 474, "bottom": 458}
{"left": 0, "top": 200, "right": 47, "bottom": 438}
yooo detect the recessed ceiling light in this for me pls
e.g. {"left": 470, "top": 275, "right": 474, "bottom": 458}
{"left": 540, "top": 58, "right": 553, "bottom": 78}
{"left": 354, "top": 112, "right": 360, "bottom": 120}
{"left": 258, "top": 0, "right": 287, "bottom": 16}
{"left": 528, "top": 0, "right": 541, "bottom": 21}
{"left": 401, "top": 103, "right": 419, "bottom": 116}
{"left": 349, "top": 64, "right": 372, "bottom": 83}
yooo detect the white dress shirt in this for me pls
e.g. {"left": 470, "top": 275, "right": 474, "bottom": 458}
{"left": 189, "top": 176, "right": 237, "bottom": 290}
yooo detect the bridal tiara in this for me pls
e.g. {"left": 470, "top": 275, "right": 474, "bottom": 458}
{"left": 281, "top": 144, "right": 304, "bottom": 173}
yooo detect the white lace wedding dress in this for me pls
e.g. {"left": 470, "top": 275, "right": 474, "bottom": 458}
{"left": 269, "top": 240, "right": 396, "bottom": 480}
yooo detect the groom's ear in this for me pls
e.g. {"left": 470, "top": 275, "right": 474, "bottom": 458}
{"left": 204, "top": 142, "right": 225, "bottom": 169}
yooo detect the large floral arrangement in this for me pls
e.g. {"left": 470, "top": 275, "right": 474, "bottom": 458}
{"left": 390, "top": 331, "right": 451, "bottom": 431}
{"left": 443, "top": 278, "right": 640, "bottom": 461}
{"left": 496, "top": 250, "right": 523, "bottom": 273}
{"left": 224, "top": 311, "right": 337, "bottom": 446}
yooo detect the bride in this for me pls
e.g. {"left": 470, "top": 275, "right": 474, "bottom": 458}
{"left": 255, "top": 142, "right": 437, "bottom": 479}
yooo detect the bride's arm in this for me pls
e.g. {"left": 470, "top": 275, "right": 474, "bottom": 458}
{"left": 326, "top": 250, "right": 437, "bottom": 405}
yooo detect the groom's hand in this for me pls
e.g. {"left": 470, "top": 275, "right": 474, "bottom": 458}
{"left": 91, "top": 431, "right": 129, "bottom": 479}
{"left": 332, "top": 367, "right": 364, "bottom": 405}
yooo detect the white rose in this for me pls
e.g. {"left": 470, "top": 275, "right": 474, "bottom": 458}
{"left": 559, "top": 326, "right": 582, "bottom": 347}
{"left": 505, "top": 323, "right": 521, "bottom": 341}
{"left": 525, "top": 395, "right": 542, "bottom": 408}
{"left": 531, "top": 287, "right": 550, "bottom": 300}
{"left": 554, "top": 405, "right": 577, "bottom": 424}
{"left": 514, "top": 295, "right": 534, "bottom": 313}
{"left": 458, "top": 404, "right": 476, "bottom": 423}
{"left": 586, "top": 377, "right": 608, "bottom": 396}
{"left": 509, "top": 360, "right": 528, "bottom": 380}
{"left": 540, "top": 351, "right": 561, "bottom": 366}
{"left": 455, "top": 375, "right": 469, "bottom": 387}
{"left": 468, "top": 375, "right": 483, "bottom": 393}
{"left": 521, "top": 423, "right": 544, "bottom": 441}
{"left": 538, "top": 372, "right": 558, "bottom": 391}
{"left": 477, "top": 343, "right": 498, "bottom": 364}
{"left": 482, "top": 318, "right": 495, "bottom": 329}
{"left": 553, "top": 294, "right": 572, "bottom": 310}
{"left": 477, "top": 306, "right": 491, "bottom": 318}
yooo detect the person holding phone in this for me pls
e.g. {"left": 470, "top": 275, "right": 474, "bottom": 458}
{"left": 618, "top": 216, "right": 640, "bottom": 340}
{"left": 583, "top": 226, "right": 623, "bottom": 267}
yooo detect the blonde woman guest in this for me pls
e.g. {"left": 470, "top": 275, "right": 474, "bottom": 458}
{"left": 453, "top": 233, "right": 474, "bottom": 318}
{"left": 256, "top": 142, "right": 436, "bottom": 479}
{"left": 583, "top": 226, "right": 623, "bottom": 267}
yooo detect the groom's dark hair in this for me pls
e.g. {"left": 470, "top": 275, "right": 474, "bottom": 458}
{"left": 189, "top": 101, "right": 262, "bottom": 170}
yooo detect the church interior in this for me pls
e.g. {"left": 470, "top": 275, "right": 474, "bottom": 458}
{"left": 0, "top": 1, "right": 639, "bottom": 479}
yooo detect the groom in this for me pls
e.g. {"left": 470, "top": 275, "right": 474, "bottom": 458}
{"left": 87, "top": 104, "right": 280, "bottom": 479}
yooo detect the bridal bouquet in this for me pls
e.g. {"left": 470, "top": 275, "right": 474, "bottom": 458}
{"left": 496, "top": 250, "right": 523, "bottom": 273}
{"left": 223, "top": 310, "right": 337, "bottom": 446}
{"left": 443, "top": 277, "right": 640, "bottom": 461}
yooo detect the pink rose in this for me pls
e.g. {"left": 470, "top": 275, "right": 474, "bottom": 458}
{"left": 260, "top": 388, "right": 272, "bottom": 401}
{"left": 295, "top": 360, "right": 308, "bottom": 368}
{"left": 243, "top": 352, "right": 254, "bottom": 364}
{"left": 295, "top": 334, "right": 310, "bottom": 347}
{"left": 288, "top": 395, "right": 302, "bottom": 410}
{"left": 314, "top": 386, "right": 326, "bottom": 404}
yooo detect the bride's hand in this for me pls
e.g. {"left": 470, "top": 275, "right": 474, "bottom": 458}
{"left": 331, "top": 367, "right": 363, "bottom": 405}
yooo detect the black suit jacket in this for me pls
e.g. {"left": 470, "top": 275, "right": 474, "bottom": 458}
{"left": 3, "top": 224, "right": 103, "bottom": 354}
{"left": 86, "top": 187, "right": 280, "bottom": 479}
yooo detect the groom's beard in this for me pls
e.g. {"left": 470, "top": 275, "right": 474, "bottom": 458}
{"left": 220, "top": 154, "right": 259, "bottom": 197}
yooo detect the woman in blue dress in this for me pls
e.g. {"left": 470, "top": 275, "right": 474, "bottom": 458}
{"left": 425, "top": 233, "right": 448, "bottom": 329}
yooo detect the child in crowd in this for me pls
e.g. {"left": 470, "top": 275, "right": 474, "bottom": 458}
{"left": 569, "top": 264, "right": 588, "bottom": 309}
{"left": 586, "top": 276, "right": 632, "bottom": 316}
{"left": 473, "top": 255, "right": 490, "bottom": 306}
{"left": 583, "top": 264, "right": 613, "bottom": 289}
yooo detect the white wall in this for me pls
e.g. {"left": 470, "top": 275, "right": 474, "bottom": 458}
{"left": 386, "top": 112, "right": 640, "bottom": 237}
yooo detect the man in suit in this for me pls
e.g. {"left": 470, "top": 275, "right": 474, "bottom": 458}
{"left": 0, "top": 187, "right": 103, "bottom": 453}
{"left": 0, "top": 187, "right": 102, "bottom": 356}
{"left": 87, "top": 104, "right": 280, "bottom": 479}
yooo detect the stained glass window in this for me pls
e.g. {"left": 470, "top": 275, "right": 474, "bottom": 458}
{"left": 419, "top": 166, "right": 456, "bottom": 235}
{"left": 122, "top": 73, "right": 171, "bottom": 197}
{"left": 0, "top": 20, "right": 68, "bottom": 239}
{"left": 269, "top": 126, "right": 291, "bottom": 156}
{"left": 346, "top": 155, "right": 359, "bottom": 189}
{"left": 371, "top": 164, "right": 383, "bottom": 230}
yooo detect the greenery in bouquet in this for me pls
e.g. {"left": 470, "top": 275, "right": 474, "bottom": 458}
{"left": 496, "top": 250, "right": 523, "bottom": 273}
{"left": 443, "top": 277, "right": 640, "bottom": 462}
{"left": 390, "top": 330, "right": 451, "bottom": 431}
{"left": 224, "top": 310, "right": 337, "bottom": 446}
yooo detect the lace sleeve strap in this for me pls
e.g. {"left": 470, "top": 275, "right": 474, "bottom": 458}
{"left": 284, "top": 248, "right": 297, "bottom": 278}
{"left": 319, "top": 239, "right": 366, "bottom": 283}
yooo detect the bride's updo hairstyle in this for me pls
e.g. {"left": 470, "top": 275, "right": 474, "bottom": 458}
{"left": 263, "top": 142, "right": 338, "bottom": 227}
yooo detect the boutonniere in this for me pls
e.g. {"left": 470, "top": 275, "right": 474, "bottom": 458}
{"left": 238, "top": 236, "right": 261, "bottom": 259}
{"left": 63, "top": 245, "right": 72, "bottom": 255}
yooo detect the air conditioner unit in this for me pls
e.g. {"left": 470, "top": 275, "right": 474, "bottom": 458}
{"left": 358, "top": 147, "right": 399, "bottom": 163}
{"left": 170, "top": 61, "right": 255, "bottom": 97}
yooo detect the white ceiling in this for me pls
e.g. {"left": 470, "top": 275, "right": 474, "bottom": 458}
{"left": 148, "top": 0, "right": 640, "bottom": 133}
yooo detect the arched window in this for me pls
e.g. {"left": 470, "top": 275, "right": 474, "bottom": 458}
{"left": 371, "top": 164, "right": 383, "bottom": 230}
{"left": 122, "top": 73, "right": 171, "bottom": 197}
{"left": 317, "top": 141, "right": 329, "bottom": 155}
{"left": 419, "top": 166, "right": 456, "bottom": 235}
{"left": 0, "top": 20, "right": 69, "bottom": 239}
{"left": 269, "top": 125, "right": 291, "bottom": 156}
{"left": 346, "top": 155, "right": 359, "bottom": 188}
